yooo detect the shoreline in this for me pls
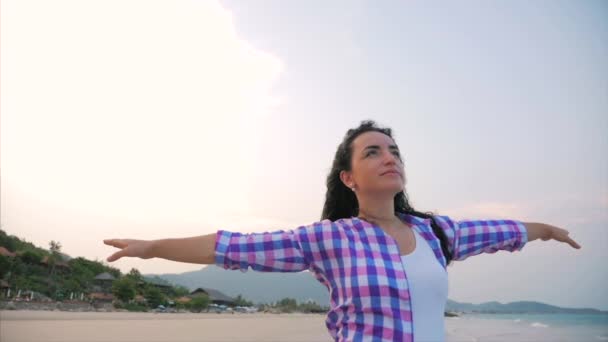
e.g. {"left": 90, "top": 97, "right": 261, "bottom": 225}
{"left": 2, "top": 310, "right": 607, "bottom": 342}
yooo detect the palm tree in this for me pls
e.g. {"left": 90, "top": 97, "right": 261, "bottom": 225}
{"left": 48, "top": 241, "right": 62, "bottom": 299}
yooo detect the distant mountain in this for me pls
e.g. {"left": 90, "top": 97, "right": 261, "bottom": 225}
{"left": 148, "top": 266, "right": 607, "bottom": 314}
{"left": 446, "top": 299, "right": 608, "bottom": 314}
{"left": 148, "top": 266, "right": 329, "bottom": 305}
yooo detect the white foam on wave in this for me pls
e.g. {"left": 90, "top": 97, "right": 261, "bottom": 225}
{"left": 530, "top": 322, "right": 549, "bottom": 328}
{"left": 596, "top": 335, "right": 608, "bottom": 341}
{"left": 513, "top": 319, "right": 521, "bottom": 323}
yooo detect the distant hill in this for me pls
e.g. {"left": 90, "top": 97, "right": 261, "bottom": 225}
{"left": 446, "top": 299, "right": 607, "bottom": 314}
{"left": 148, "top": 266, "right": 608, "bottom": 314}
{"left": 149, "top": 266, "right": 328, "bottom": 305}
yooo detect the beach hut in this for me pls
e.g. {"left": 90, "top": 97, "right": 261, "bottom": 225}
{"left": 94, "top": 272, "right": 117, "bottom": 293}
{"left": 190, "top": 288, "right": 235, "bottom": 306}
{"left": 144, "top": 277, "right": 173, "bottom": 294}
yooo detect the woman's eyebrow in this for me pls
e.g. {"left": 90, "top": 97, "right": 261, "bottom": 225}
{"left": 362, "top": 144, "right": 400, "bottom": 154}
{"left": 363, "top": 145, "right": 380, "bottom": 152}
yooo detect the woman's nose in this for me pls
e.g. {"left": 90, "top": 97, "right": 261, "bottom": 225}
{"left": 383, "top": 151, "right": 399, "bottom": 165}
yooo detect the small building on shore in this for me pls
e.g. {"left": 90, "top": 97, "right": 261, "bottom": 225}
{"left": 144, "top": 277, "right": 173, "bottom": 294}
{"left": 94, "top": 272, "right": 116, "bottom": 293}
{"left": 190, "top": 288, "right": 235, "bottom": 306}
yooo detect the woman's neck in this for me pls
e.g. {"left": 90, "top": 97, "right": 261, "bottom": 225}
{"left": 357, "top": 195, "right": 396, "bottom": 224}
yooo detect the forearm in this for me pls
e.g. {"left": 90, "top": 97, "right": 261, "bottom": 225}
{"left": 150, "top": 233, "right": 216, "bottom": 264}
{"left": 522, "top": 222, "right": 552, "bottom": 242}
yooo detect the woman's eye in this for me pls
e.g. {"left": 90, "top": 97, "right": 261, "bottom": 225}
{"left": 366, "top": 150, "right": 377, "bottom": 157}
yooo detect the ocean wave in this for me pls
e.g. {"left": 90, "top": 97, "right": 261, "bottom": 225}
{"left": 530, "top": 322, "right": 549, "bottom": 328}
{"left": 596, "top": 335, "right": 608, "bottom": 341}
{"left": 513, "top": 319, "right": 521, "bottom": 323}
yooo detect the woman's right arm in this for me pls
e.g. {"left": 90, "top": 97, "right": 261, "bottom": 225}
{"left": 104, "top": 233, "right": 216, "bottom": 264}
{"left": 104, "top": 221, "right": 326, "bottom": 272}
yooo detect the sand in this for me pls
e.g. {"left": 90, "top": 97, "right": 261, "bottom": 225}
{"left": 1, "top": 310, "right": 606, "bottom": 342}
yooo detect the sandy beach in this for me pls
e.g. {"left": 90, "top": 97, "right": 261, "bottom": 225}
{"left": 2, "top": 310, "right": 607, "bottom": 342}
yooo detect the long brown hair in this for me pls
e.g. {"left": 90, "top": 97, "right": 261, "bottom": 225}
{"left": 321, "top": 120, "right": 453, "bottom": 265}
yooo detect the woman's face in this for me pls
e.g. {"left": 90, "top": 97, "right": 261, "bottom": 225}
{"left": 341, "top": 131, "right": 406, "bottom": 195}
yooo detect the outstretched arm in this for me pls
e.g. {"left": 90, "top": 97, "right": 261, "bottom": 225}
{"left": 104, "top": 234, "right": 216, "bottom": 264}
{"left": 434, "top": 216, "right": 581, "bottom": 263}
{"left": 523, "top": 222, "right": 581, "bottom": 249}
{"left": 104, "top": 224, "right": 318, "bottom": 273}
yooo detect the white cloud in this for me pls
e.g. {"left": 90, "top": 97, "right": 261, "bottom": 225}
{"left": 1, "top": 0, "right": 283, "bottom": 273}
{"left": 2, "top": 0, "right": 282, "bottom": 220}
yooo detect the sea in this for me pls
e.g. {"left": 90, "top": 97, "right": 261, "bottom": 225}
{"left": 456, "top": 313, "right": 608, "bottom": 341}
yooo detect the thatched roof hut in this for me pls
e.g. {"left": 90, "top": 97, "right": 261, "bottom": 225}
{"left": 190, "top": 288, "right": 235, "bottom": 306}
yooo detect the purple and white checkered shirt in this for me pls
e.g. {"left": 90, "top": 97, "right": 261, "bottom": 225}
{"left": 215, "top": 213, "right": 528, "bottom": 341}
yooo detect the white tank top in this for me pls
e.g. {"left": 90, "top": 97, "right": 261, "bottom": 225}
{"left": 401, "top": 229, "right": 449, "bottom": 342}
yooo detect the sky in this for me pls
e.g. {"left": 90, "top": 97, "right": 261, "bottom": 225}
{"left": 1, "top": 0, "right": 607, "bottom": 310}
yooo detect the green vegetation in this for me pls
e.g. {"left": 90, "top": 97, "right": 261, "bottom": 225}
{"left": 0, "top": 229, "right": 180, "bottom": 312}
{"left": 0, "top": 229, "right": 330, "bottom": 314}
{"left": 259, "top": 297, "right": 328, "bottom": 313}
{"left": 188, "top": 294, "right": 210, "bottom": 312}
{"left": 111, "top": 277, "right": 137, "bottom": 302}
{"left": 1, "top": 229, "right": 122, "bottom": 300}
{"left": 143, "top": 285, "right": 165, "bottom": 308}
{"left": 234, "top": 294, "right": 255, "bottom": 307}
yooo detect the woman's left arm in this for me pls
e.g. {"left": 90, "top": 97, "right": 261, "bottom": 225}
{"left": 523, "top": 222, "right": 581, "bottom": 249}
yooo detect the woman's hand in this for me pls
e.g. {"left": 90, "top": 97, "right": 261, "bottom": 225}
{"left": 103, "top": 239, "right": 156, "bottom": 262}
{"left": 545, "top": 225, "right": 581, "bottom": 249}
{"left": 524, "top": 222, "right": 581, "bottom": 249}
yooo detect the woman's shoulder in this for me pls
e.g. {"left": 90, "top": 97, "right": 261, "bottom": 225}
{"left": 295, "top": 217, "right": 360, "bottom": 236}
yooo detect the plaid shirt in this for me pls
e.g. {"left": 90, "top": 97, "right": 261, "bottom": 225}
{"left": 215, "top": 213, "right": 528, "bottom": 341}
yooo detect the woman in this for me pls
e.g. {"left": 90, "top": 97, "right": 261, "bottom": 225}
{"left": 104, "top": 120, "right": 581, "bottom": 342}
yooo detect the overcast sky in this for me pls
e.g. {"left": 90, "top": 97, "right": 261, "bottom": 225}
{"left": 2, "top": 0, "right": 607, "bottom": 310}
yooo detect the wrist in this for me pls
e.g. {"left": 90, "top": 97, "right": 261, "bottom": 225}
{"left": 542, "top": 225, "right": 554, "bottom": 240}
{"left": 146, "top": 239, "right": 161, "bottom": 259}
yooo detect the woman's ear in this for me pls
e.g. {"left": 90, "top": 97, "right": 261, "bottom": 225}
{"left": 339, "top": 170, "right": 355, "bottom": 190}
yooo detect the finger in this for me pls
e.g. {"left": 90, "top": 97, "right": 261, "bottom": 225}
{"left": 107, "top": 251, "right": 126, "bottom": 262}
{"left": 565, "top": 236, "right": 581, "bottom": 249}
{"left": 104, "top": 239, "right": 128, "bottom": 248}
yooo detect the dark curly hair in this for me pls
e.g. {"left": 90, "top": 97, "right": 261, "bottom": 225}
{"left": 321, "top": 120, "right": 453, "bottom": 265}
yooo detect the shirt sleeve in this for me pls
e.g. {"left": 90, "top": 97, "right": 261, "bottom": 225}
{"left": 435, "top": 215, "right": 528, "bottom": 261}
{"left": 214, "top": 227, "right": 312, "bottom": 273}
